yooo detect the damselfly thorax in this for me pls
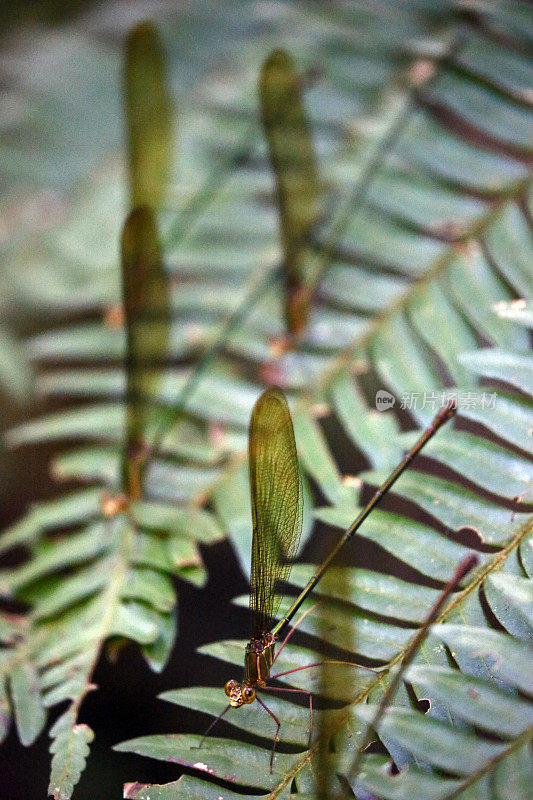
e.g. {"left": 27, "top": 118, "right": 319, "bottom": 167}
{"left": 224, "top": 633, "right": 276, "bottom": 707}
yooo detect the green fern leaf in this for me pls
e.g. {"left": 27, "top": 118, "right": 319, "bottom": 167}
{"left": 1, "top": 1, "right": 532, "bottom": 798}
{"left": 48, "top": 709, "right": 94, "bottom": 800}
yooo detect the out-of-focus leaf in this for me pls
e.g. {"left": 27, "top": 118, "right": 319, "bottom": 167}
{"left": 459, "top": 349, "right": 533, "bottom": 397}
{"left": 11, "top": 661, "right": 46, "bottom": 746}
{"left": 48, "top": 709, "right": 94, "bottom": 800}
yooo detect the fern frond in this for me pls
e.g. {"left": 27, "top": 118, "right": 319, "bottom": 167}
{"left": 113, "top": 1, "right": 532, "bottom": 794}
{"left": 120, "top": 331, "right": 533, "bottom": 797}
{"left": 1, "top": 0, "right": 532, "bottom": 797}
{"left": 48, "top": 708, "right": 93, "bottom": 800}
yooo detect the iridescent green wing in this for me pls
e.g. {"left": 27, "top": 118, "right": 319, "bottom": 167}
{"left": 248, "top": 387, "right": 303, "bottom": 638}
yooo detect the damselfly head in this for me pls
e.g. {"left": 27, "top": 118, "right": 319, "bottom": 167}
{"left": 224, "top": 679, "right": 256, "bottom": 707}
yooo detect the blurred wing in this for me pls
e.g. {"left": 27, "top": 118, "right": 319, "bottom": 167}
{"left": 121, "top": 207, "right": 169, "bottom": 499}
{"left": 248, "top": 387, "right": 303, "bottom": 637}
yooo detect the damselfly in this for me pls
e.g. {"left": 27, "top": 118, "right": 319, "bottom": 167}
{"left": 201, "top": 387, "right": 458, "bottom": 769}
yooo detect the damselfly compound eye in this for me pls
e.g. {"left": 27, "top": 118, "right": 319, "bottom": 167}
{"left": 243, "top": 687, "right": 255, "bottom": 703}
{"left": 224, "top": 680, "right": 238, "bottom": 697}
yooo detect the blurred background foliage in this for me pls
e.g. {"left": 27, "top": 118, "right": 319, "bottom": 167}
{"left": 0, "top": 1, "right": 532, "bottom": 799}
{"left": 0, "top": 1, "right": 98, "bottom": 27}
